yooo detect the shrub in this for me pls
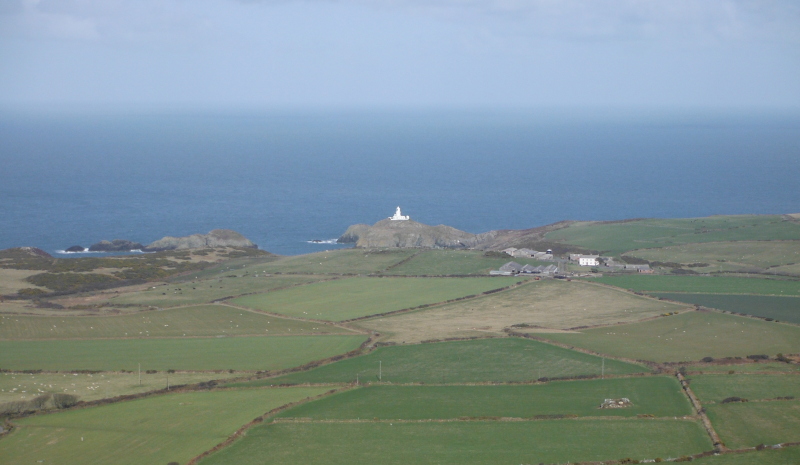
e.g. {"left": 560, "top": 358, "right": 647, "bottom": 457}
{"left": 747, "top": 354, "right": 769, "bottom": 360}
{"left": 721, "top": 397, "right": 748, "bottom": 404}
{"left": 701, "top": 357, "right": 714, "bottom": 363}
{"left": 52, "top": 393, "right": 79, "bottom": 409}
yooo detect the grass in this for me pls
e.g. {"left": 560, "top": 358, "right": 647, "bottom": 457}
{"left": 544, "top": 215, "right": 800, "bottom": 255}
{"left": 689, "top": 374, "right": 800, "bottom": 403}
{"left": 690, "top": 447, "right": 800, "bottom": 464}
{"left": 0, "top": 335, "right": 367, "bottom": 371}
{"left": 275, "top": 377, "right": 692, "bottom": 420}
{"left": 107, "top": 275, "right": 322, "bottom": 308}
{"left": 230, "top": 276, "right": 519, "bottom": 322}
{"left": 0, "top": 371, "right": 241, "bottom": 403}
{"left": 248, "top": 338, "right": 648, "bottom": 385}
{"left": 256, "top": 249, "right": 417, "bottom": 274}
{"left": 383, "top": 249, "right": 549, "bottom": 276}
{"left": 0, "top": 305, "right": 354, "bottom": 340}
{"left": 356, "top": 279, "right": 685, "bottom": 343}
{"left": 588, "top": 275, "right": 800, "bottom": 296}
{"left": 541, "top": 311, "right": 800, "bottom": 362}
{"left": 199, "top": 419, "right": 711, "bottom": 465}
{"left": 0, "top": 387, "right": 331, "bottom": 465}
{"left": 706, "top": 399, "right": 800, "bottom": 449}
{"left": 683, "top": 362, "right": 800, "bottom": 374}
{"left": 626, "top": 241, "right": 800, "bottom": 273}
{"left": 650, "top": 293, "right": 800, "bottom": 324}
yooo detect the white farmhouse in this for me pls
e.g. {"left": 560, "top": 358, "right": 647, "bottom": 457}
{"left": 578, "top": 255, "right": 600, "bottom": 267}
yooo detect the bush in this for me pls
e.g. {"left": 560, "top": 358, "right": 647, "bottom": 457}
{"left": 747, "top": 354, "right": 769, "bottom": 360}
{"left": 52, "top": 393, "right": 79, "bottom": 409}
{"left": 701, "top": 357, "right": 714, "bottom": 363}
{"left": 721, "top": 396, "right": 748, "bottom": 404}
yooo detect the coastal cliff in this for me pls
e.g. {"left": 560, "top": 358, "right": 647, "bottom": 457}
{"left": 336, "top": 219, "right": 583, "bottom": 252}
{"left": 338, "top": 219, "right": 498, "bottom": 249}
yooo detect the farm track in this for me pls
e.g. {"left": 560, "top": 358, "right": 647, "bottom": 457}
{"left": 678, "top": 372, "right": 726, "bottom": 452}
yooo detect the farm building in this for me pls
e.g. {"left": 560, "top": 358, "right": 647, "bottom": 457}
{"left": 502, "top": 248, "right": 518, "bottom": 256}
{"left": 578, "top": 255, "right": 600, "bottom": 266}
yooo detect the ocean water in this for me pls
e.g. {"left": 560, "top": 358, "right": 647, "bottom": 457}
{"left": 1, "top": 109, "right": 799, "bottom": 256}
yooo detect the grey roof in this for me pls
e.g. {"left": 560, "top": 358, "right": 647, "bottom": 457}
{"left": 499, "top": 261, "right": 523, "bottom": 272}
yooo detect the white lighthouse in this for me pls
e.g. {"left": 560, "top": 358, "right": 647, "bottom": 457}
{"left": 389, "top": 206, "right": 410, "bottom": 221}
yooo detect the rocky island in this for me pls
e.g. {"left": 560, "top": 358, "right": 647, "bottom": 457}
{"left": 78, "top": 229, "right": 258, "bottom": 253}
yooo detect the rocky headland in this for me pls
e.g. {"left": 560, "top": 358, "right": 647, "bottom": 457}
{"left": 337, "top": 219, "right": 586, "bottom": 253}
{"left": 142, "top": 229, "right": 257, "bottom": 252}
{"left": 77, "top": 230, "right": 257, "bottom": 253}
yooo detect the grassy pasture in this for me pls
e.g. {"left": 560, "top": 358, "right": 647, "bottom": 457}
{"left": 231, "top": 277, "right": 518, "bottom": 322}
{"left": 683, "top": 362, "right": 800, "bottom": 374}
{"left": 0, "top": 387, "right": 331, "bottom": 465}
{"left": 256, "top": 249, "right": 417, "bottom": 274}
{"left": 544, "top": 215, "right": 800, "bottom": 255}
{"left": 0, "top": 305, "right": 353, "bottom": 340}
{"left": 691, "top": 447, "right": 800, "bottom": 465}
{"left": 383, "top": 249, "right": 548, "bottom": 276}
{"left": 589, "top": 275, "right": 800, "bottom": 296}
{"left": 0, "top": 268, "right": 47, "bottom": 295}
{"left": 275, "top": 377, "right": 692, "bottom": 420}
{"left": 199, "top": 419, "right": 711, "bottom": 465}
{"left": 0, "top": 371, "right": 241, "bottom": 403}
{"left": 253, "top": 338, "right": 647, "bottom": 385}
{"left": 0, "top": 335, "right": 367, "bottom": 372}
{"left": 706, "top": 399, "right": 800, "bottom": 449}
{"left": 541, "top": 311, "right": 800, "bottom": 362}
{"left": 689, "top": 374, "right": 800, "bottom": 403}
{"left": 107, "top": 275, "right": 322, "bottom": 308}
{"left": 650, "top": 293, "right": 800, "bottom": 324}
{"left": 626, "top": 241, "right": 800, "bottom": 273}
{"left": 357, "top": 279, "right": 684, "bottom": 343}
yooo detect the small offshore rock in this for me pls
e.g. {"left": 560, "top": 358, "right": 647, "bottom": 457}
{"left": 88, "top": 239, "right": 145, "bottom": 252}
{"left": 65, "top": 245, "right": 86, "bottom": 252}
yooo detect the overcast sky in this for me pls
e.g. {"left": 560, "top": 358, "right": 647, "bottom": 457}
{"left": 1, "top": 0, "right": 798, "bottom": 110}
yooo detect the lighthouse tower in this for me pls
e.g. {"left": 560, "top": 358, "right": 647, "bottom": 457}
{"left": 389, "top": 206, "right": 410, "bottom": 221}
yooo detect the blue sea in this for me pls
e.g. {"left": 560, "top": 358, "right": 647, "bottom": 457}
{"left": 1, "top": 108, "right": 799, "bottom": 256}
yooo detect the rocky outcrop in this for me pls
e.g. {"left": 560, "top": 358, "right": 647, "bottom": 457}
{"left": 337, "top": 224, "right": 371, "bottom": 243}
{"left": 65, "top": 245, "right": 86, "bottom": 252}
{"left": 0, "top": 247, "right": 53, "bottom": 259}
{"left": 143, "top": 229, "right": 257, "bottom": 252}
{"left": 89, "top": 239, "right": 145, "bottom": 252}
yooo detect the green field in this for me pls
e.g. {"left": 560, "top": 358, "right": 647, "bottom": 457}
{"left": 0, "top": 387, "right": 331, "bottom": 465}
{"left": 541, "top": 311, "right": 800, "bottom": 362}
{"left": 0, "top": 371, "right": 241, "bottom": 403}
{"left": 0, "top": 335, "right": 367, "bottom": 371}
{"left": 384, "top": 249, "right": 548, "bottom": 276}
{"left": 589, "top": 275, "right": 800, "bottom": 296}
{"left": 626, "top": 241, "right": 800, "bottom": 273}
{"left": 276, "top": 377, "right": 692, "bottom": 420}
{"left": 251, "top": 338, "right": 648, "bottom": 385}
{"left": 199, "top": 419, "right": 711, "bottom": 465}
{"left": 0, "top": 305, "right": 353, "bottom": 340}
{"left": 231, "top": 277, "right": 519, "bottom": 322}
{"left": 256, "top": 249, "right": 417, "bottom": 274}
{"left": 706, "top": 399, "right": 800, "bottom": 449}
{"left": 650, "top": 293, "right": 800, "bottom": 324}
{"left": 109, "top": 275, "right": 322, "bottom": 307}
{"left": 544, "top": 215, "right": 800, "bottom": 255}
{"left": 689, "top": 374, "right": 800, "bottom": 403}
{"left": 684, "top": 362, "right": 800, "bottom": 374}
{"left": 691, "top": 447, "right": 800, "bottom": 464}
